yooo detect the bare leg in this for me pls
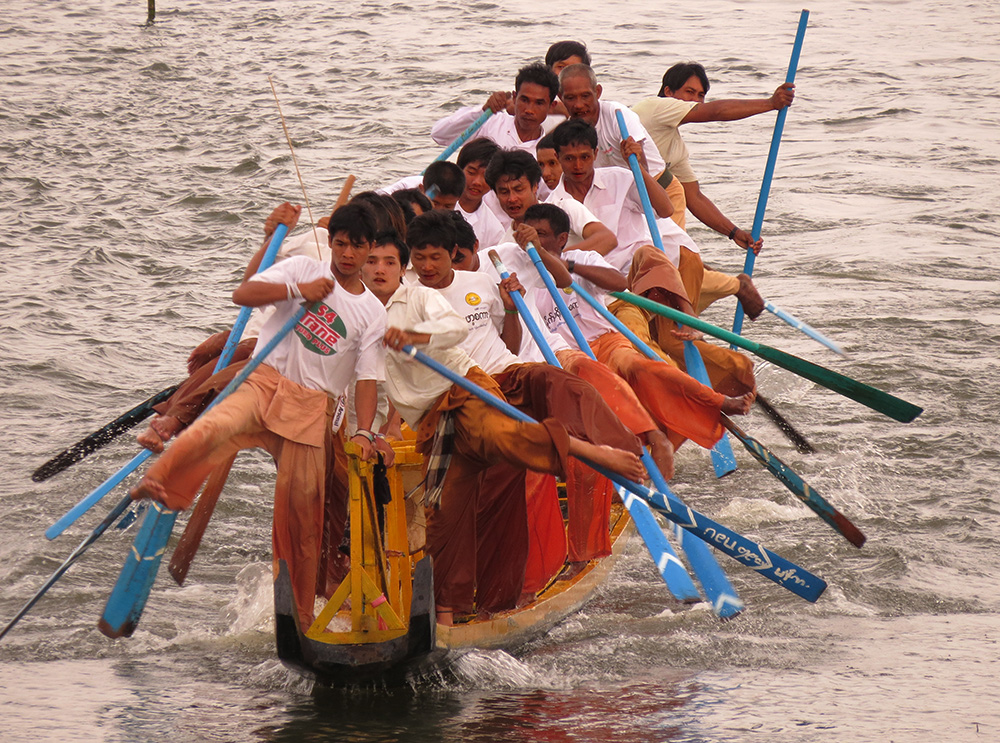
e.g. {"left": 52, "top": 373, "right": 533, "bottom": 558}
{"left": 643, "top": 429, "right": 675, "bottom": 481}
{"left": 569, "top": 438, "right": 646, "bottom": 482}
{"left": 436, "top": 607, "right": 453, "bottom": 626}
{"left": 736, "top": 273, "right": 765, "bottom": 320}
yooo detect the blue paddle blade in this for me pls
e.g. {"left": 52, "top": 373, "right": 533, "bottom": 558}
{"left": 682, "top": 340, "right": 738, "bottom": 477}
{"left": 99, "top": 502, "right": 177, "bottom": 638}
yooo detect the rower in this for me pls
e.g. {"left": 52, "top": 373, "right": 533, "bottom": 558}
{"left": 129, "top": 202, "right": 388, "bottom": 633}
{"left": 430, "top": 62, "right": 560, "bottom": 157}
{"left": 455, "top": 137, "right": 507, "bottom": 249}
{"left": 382, "top": 210, "right": 645, "bottom": 625}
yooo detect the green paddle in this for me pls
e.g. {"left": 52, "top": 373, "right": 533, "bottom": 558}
{"left": 611, "top": 292, "right": 923, "bottom": 424}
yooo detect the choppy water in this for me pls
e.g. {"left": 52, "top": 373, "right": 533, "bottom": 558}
{"left": 2, "top": 1, "right": 999, "bottom": 741}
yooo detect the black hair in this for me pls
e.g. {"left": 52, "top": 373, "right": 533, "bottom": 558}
{"left": 457, "top": 137, "right": 501, "bottom": 170}
{"left": 374, "top": 229, "right": 409, "bottom": 266}
{"left": 350, "top": 190, "right": 407, "bottom": 238}
{"left": 536, "top": 132, "right": 557, "bottom": 152}
{"left": 392, "top": 188, "right": 433, "bottom": 221}
{"left": 544, "top": 40, "right": 591, "bottom": 68}
{"left": 327, "top": 202, "right": 378, "bottom": 245}
{"left": 659, "top": 62, "right": 710, "bottom": 97}
{"left": 485, "top": 148, "right": 542, "bottom": 189}
{"left": 406, "top": 209, "right": 458, "bottom": 255}
{"left": 447, "top": 210, "right": 477, "bottom": 253}
{"left": 524, "top": 203, "right": 570, "bottom": 237}
{"left": 422, "top": 161, "right": 466, "bottom": 199}
{"left": 550, "top": 118, "right": 598, "bottom": 153}
{"left": 514, "top": 62, "right": 560, "bottom": 104}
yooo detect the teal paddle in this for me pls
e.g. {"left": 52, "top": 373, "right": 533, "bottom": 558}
{"left": 732, "top": 9, "right": 809, "bottom": 338}
{"left": 611, "top": 291, "right": 923, "bottom": 423}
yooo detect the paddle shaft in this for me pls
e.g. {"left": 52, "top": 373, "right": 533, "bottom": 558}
{"left": 612, "top": 291, "right": 923, "bottom": 423}
{"left": 492, "top": 251, "right": 700, "bottom": 602}
{"left": 401, "top": 345, "right": 826, "bottom": 603}
{"left": 429, "top": 109, "right": 493, "bottom": 166}
{"left": 614, "top": 110, "right": 737, "bottom": 478}
{"left": 732, "top": 9, "right": 809, "bottom": 338}
{"left": 31, "top": 384, "right": 180, "bottom": 483}
{"left": 100, "top": 303, "right": 310, "bottom": 638}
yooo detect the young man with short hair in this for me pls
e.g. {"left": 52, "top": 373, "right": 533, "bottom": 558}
{"left": 381, "top": 210, "right": 644, "bottom": 624}
{"left": 456, "top": 137, "right": 507, "bottom": 249}
{"left": 431, "top": 62, "right": 560, "bottom": 155}
{"left": 129, "top": 202, "right": 388, "bottom": 633}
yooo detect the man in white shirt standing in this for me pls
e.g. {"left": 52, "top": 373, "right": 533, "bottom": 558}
{"left": 129, "top": 202, "right": 388, "bottom": 633}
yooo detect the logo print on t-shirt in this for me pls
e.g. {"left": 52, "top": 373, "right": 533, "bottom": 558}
{"left": 465, "top": 292, "right": 481, "bottom": 306}
{"left": 295, "top": 302, "right": 347, "bottom": 356}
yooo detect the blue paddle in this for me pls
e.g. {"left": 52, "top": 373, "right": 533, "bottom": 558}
{"left": 429, "top": 109, "right": 494, "bottom": 167}
{"left": 400, "top": 345, "right": 827, "bottom": 603}
{"left": 764, "top": 300, "right": 845, "bottom": 356}
{"left": 488, "top": 250, "right": 700, "bottom": 603}
{"left": 615, "top": 110, "right": 738, "bottom": 478}
{"left": 731, "top": 9, "right": 809, "bottom": 339}
{"left": 99, "top": 301, "right": 310, "bottom": 638}
{"left": 46, "top": 224, "right": 291, "bottom": 541}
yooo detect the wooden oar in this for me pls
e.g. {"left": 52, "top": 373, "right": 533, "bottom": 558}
{"left": 167, "top": 453, "right": 237, "bottom": 585}
{"left": 333, "top": 175, "right": 356, "bottom": 211}
{"left": 488, "top": 250, "right": 701, "bottom": 604}
{"left": 611, "top": 291, "right": 923, "bottom": 424}
{"left": 721, "top": 416, "right": 866, "bottom": 547}
{"left": 31, "top": 384, "right": 179, "bottom": 483}
{"left": 731, "top": 9, "right": 809, "bottom": 338}
{"left": 615, "top": 110, "right": 737, "bottom": 478}
{"left": 400, "top": 344, "right": 827, "bottom": 603}
{"left": 99, "top": 303, "right": 310, "bottom": 638}
{"left": 0, "top": 493, "right": 133, "bottom": 641}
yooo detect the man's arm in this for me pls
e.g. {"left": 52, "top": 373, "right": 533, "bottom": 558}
{"left": 429, "top": 92, "right": 509, "bottom": 145}
{"left": 243, "top": 203, "right": 301, "bottom": 280}
{"left": 513, "top": 224, "right": 572, "bottom": 288}
{"left": 498, "top": 274, "right": 524, "bottom": 353}
{"left": 681, "top": 180, "right": 761, "bottom": 253}
{"left": 351, "top": 379, "right": 378, "bottom": 460}
{"left": 681, "top": 83, "right": 794, "bottom": 124}
{"left": 577, "top": 221, "right": 618, "bottom": 256}
{"left": 232, "top": 273, "right": 333, "bottom": 308}
{"left": 570, "top": 260, "right": 627, "bottom": 292}
{"left": 622, "top": 138, "right": 673, "bottom": 219}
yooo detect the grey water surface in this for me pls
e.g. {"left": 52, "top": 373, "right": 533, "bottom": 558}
{"left": 1, "top": 1, "right": 998, "bottom": 741}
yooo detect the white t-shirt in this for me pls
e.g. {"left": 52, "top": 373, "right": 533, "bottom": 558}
{"left": 433, "top": 270, "right": 519, "bottom": 375}
{"left": 250, "top": 256, "right": 387, "bottom": 397}
{"left": 529, "top": 249, "right": 614, "bottom": 347}
{"left": 244, "top": 226, "right": 330, "bottom": 338}
{"left": 594, "top": 100, "right": 666, "bottom": 177}
{"left": 430, "top": 107, "right": 549, "bottom": 155}
{"left": 477, "top": 242, "right": 571, "bottom": 363}
{"left": 457, "top": 200, "right": 506, "bottom": 250}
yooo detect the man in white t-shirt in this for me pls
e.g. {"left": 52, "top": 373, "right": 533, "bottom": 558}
{"left": 455, "top": 137, "right": 508, "bottom": 249}
{"left": 431, "top": 62, "right": 561, "bottom": 157}
{"left": 518, "top": 202, "right": 753, "bottom": 455}
{"left": 383, "top": 210, "right": 644, "bottom": 624}
{"left": 129, "top": 202, "right": 388, "bottom": 633}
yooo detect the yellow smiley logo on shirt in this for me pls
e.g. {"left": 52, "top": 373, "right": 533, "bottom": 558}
{"left": 563, "top": 287, "right": 573, "bottom": 294}
{"left": 465, "top": 292, "right": 481, "bottom": 306}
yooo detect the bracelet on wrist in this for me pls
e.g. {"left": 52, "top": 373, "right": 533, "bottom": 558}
{"left": 352, "top": 429, "right": 376, "bottom": 444}
{"left": 286, "top": 282, "right": 304, "bottom": 301}
{"left": 504, "top": 308, "right": 518, "bottom": 314}
{"left": 566, "top": 259, "right": 576, "bottom": 273}
{"left": 727, "top": 226, "right": 739, "bottom": 241}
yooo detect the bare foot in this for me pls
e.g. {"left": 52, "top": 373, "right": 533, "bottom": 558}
{"left": 136, "top": 425, "right": 164, "bottom": 453}
{"left": 736, "top": 273, "right": 765, "bottom": 320}
{"left": 670, "top": 325, "right": 702, "bottom": 342}
{"left": 722, "top": 391, "right": 754, "bottom": 416}
{"left": 645, "top": 430, "right": 675, "bottom": 481}
{"left": 571, "top": 440, "right": 646, "bottom": 482}
{"left": 129, "top": 476, "right": 169, "bottom": 504}
{"left": 150, "top": 415, "right": 182, "bottom": 442}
